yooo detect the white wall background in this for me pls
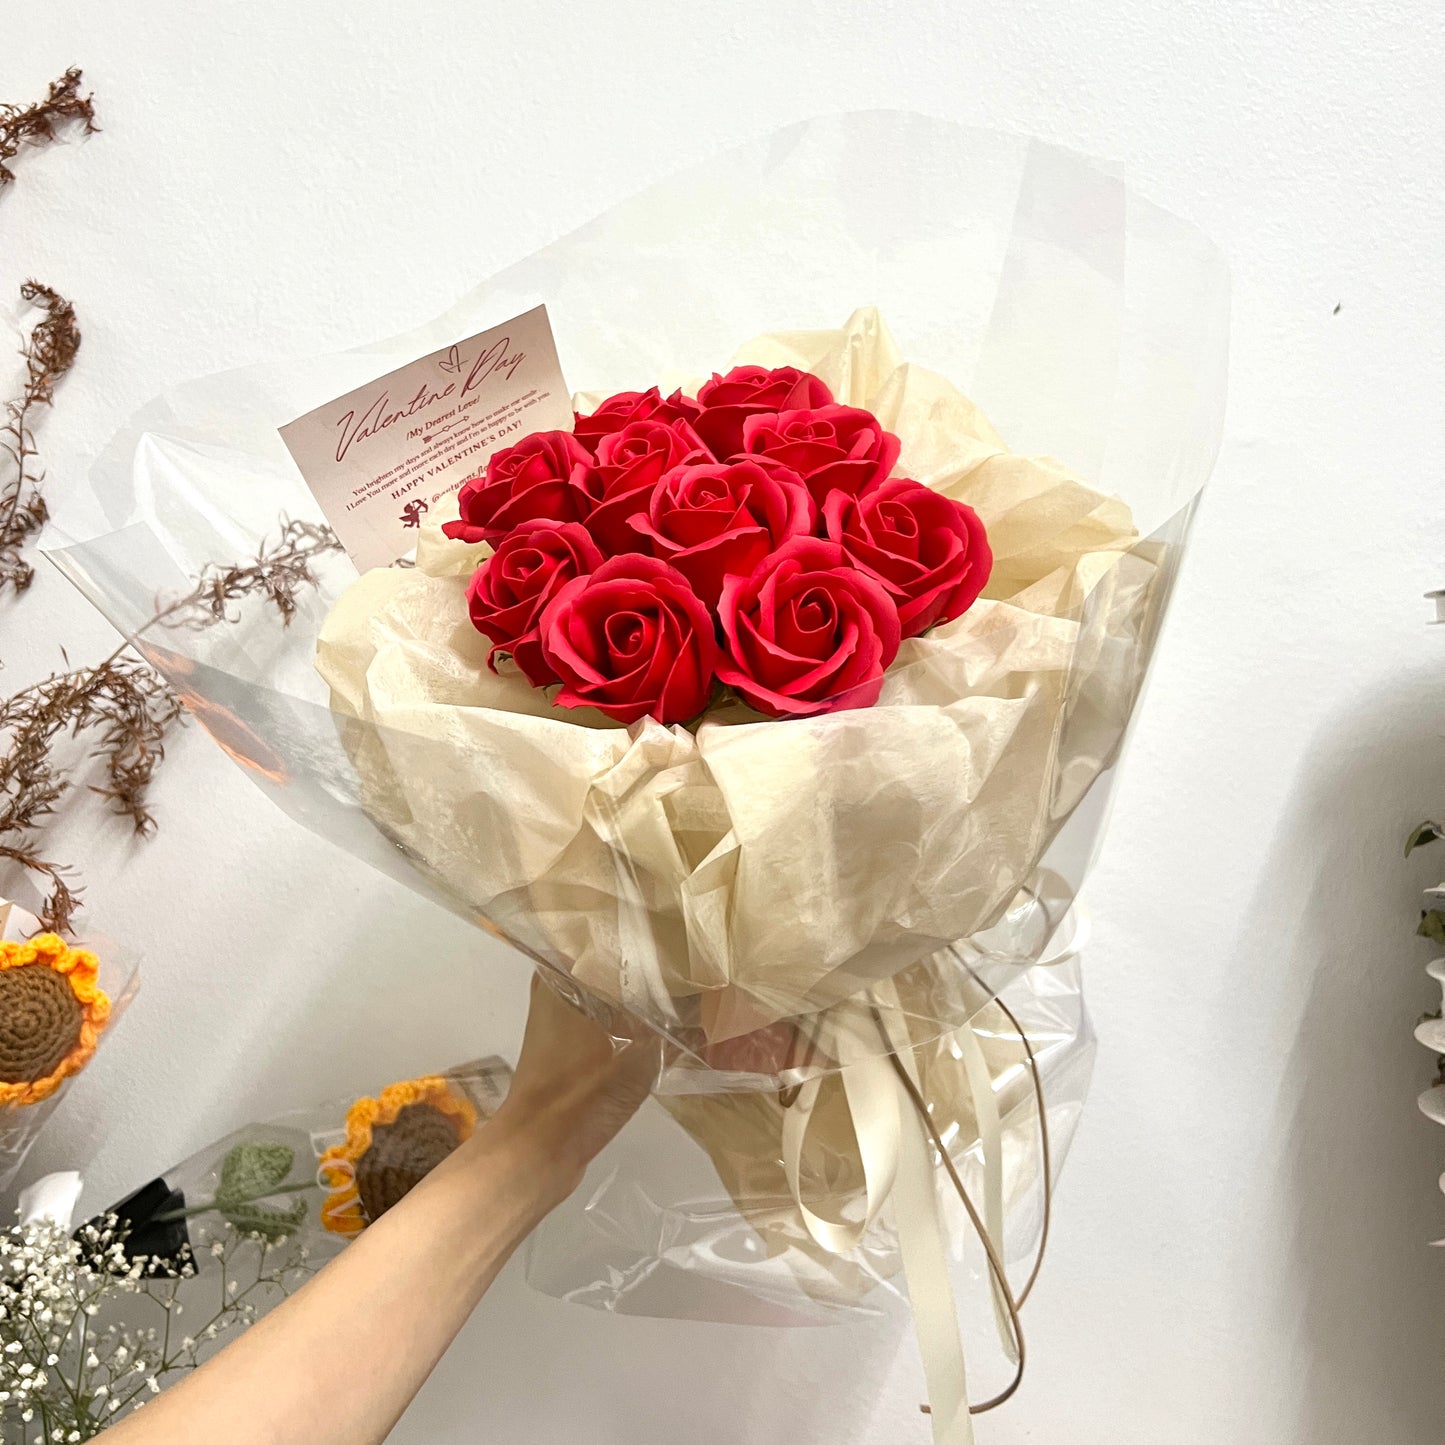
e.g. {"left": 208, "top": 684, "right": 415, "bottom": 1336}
{"left": 3, "top": 3, "right": 1443, "bottom": 1440}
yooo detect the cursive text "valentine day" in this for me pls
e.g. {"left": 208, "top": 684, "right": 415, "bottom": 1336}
{"left": 333, "top": 338, "right": 528, "bottom": 463}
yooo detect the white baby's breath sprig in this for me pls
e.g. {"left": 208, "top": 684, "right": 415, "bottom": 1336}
{"left": 0, "top": 1213, "right": 311, "bottom": 1440}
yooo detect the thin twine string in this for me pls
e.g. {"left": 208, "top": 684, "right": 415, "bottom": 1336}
{"left": 868, "top": 993, "right": 1053, "bottom": 1416}
{"left": 986, "top": 989, "right": 1053, "bottom": 1310}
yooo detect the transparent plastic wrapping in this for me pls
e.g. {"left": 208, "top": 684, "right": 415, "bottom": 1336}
{"left": 92, "top": 1059, "right": 511, "bottom": 1272}
{"left": 0, "top": 902, "right": 140, "bottom": 1195}
{"left": 530, "top": 953, "right": 1091, "bottom": 1342}
{"left": 46, "top": 112, "right": 1226, "bottom": 1374}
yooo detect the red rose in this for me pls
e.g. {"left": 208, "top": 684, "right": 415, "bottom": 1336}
{"left": 465, "top": 521, "right": 604, "bottom": 686}
{"left": 539, "top": 556, "right": 720, "bottom": 725}
{"left": 573, "top": 387, "right": 702, "bottom": 452}
{"left": 694, "top": 365, "right": 833, "bottom": 459}
{"left": 716, "top": 537, "right": 901, "bottom": 718}
{"left": 700, "top": 1020, "right": 806, "bottom": 1074}
{"left": 822, "top": 480, "right": 992, "bottom": 638}
{"left": 584, "top": 418, "right": 710, "bottom": 554}
{"left": 741, "top": 404, "right": 901, "bottom": 508}
{"left": 629, "top": 459, "right": 815, "bottom": 606}
{"left": 442, "top": 430, "right": 594, "bottom": 546}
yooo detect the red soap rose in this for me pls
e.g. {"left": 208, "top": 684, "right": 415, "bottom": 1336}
{"left": 694, "top": 365, "right": 834, "bottom": 459}
{"left": 466, "top": 521, "right": 604, "bottom": 686}
{"left": 741, "top": 404, "right": 901, "bottom": 509}
{"left": 700, "top": 1020, "right": 806, "bottom": 1075}
{"left": 716, "top": 537, "right": 901, "bottom": 718}
{"left": 822, "top": 479, "right": 993, "bottom": 637}
{"left": 442, "top": 430, "right": 594, "bottom": 546}
{"left": 573, "top": 387, "right": 702, "bottom": 452}
{"left": 629, "top": 459, "right": 815, "bottom": 606}
{"left": 584, "top": 418, "right": 710, "bottom": 554}
{"left": 539, "top": 555, "right": 720, "bottom": 725}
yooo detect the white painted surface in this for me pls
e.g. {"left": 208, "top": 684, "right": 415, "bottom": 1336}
{"left": 3, "top": 4, "right": 1443, "bottom": 1440}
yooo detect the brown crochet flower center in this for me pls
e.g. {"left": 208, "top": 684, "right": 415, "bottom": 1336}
{"left": 356, "top": 1103, "right": 462, "bottom": 1224}
{"left": 0, "top": 965, "right": 83, "bottom": 1084}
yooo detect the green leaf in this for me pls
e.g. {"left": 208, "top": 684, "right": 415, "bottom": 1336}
{"left": 1418, "top": 910, "right": 1445, "bottom": 946}
{"left": 220, "top": 1197, "right": 307, "bottom": 1243}
{"left": 217, "top": 1142, "right": 296, "bottom": 1207}
{"left": 213, "top": 1143, "right": 308, "bottom": 1241}
{"left": 1407, "top": 822, "right": 1443, "bottom": 855}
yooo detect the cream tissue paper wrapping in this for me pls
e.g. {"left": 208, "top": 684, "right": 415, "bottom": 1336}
{"left": 315, "top": 309, "right": 1148, "bottom": 1065}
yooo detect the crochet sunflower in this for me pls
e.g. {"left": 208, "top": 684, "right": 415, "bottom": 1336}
{"left": 0, "top": 934, "right": 110, "bottom": 1108}
{"left": 318, "top": 1076, "right": 478, "bottom": 1235}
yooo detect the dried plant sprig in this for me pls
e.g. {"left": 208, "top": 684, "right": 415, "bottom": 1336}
{"left": 1, "top": 282, "right": 82, "bottom": 593}
{"left": 157, "top": 517, "right": 342, "bottom": 630}
{"left": 0, "top": 657, "right": 182, "bottom": 932}
{"left": 0, "top": 520, "right": 343, "bottom": 931}
{"left": 0, "top": 67, "right": 97, "bottom": 189}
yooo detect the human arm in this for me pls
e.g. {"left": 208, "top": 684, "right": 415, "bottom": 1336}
{"left": 104, "top": 975, "right": 658, "bottom": 1445}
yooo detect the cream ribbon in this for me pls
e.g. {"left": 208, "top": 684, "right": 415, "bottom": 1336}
{"left": 780, "top": 907, "right": 1087, "bottom": 1443}
{"left": 885, "top": 1004, "right": 976, "bottom": 1444}
{"left": 780, "top": 1049, "right": 900, "bottom": 1255}
{"left": 956, "top": 1018, "right": 1014, "bottom": 1363}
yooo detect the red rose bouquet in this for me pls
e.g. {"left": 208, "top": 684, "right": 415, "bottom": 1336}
{"left": 57, "top": 115, "right": 1228, "bottom": 1440}
{"left": 446, "top": 366, "right": 991, "bottom": 726}
{"left": 330, "top": 307, "right": 1142, "bottom": 1062}
{"left": 313, "top": 306, "right": 1147, "bottom": 1440}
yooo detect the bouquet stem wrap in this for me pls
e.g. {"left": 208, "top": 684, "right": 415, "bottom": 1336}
{"left": 50, "top": 113, "right": 1227, "bottom": 1429}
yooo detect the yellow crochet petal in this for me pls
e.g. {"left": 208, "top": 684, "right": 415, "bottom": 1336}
{"left": 0, "top": 938, "right": 111, "bottom": 1107}
{"left": 318, "top": 1075, "right": 476, "bottom": 1234}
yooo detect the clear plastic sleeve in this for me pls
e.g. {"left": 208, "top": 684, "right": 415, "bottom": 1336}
{"left": 93, "top": 1058, "right": 511, "bottom": 1272}
{"left": 46, "top": 112, "right": 1227, "bottom": 1369}
{"left": 529, "top": 953, "right": 1091, "bottom": 1346}
{"left": 0, "top": 903, "right": 140, "bottom": 1196}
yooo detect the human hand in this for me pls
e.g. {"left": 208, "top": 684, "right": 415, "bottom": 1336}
{"left": 490, "top": 973, "right": 661, "bottom": 1200}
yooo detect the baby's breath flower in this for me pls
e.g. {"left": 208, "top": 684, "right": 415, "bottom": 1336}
{"left": 1, "top": 1215, "right": 310, "bottom": 1435}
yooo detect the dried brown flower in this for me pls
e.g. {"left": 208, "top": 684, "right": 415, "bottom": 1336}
{"left": 159, "top": 517, "right": 343, "bottom": 630}
{"left": 0, "top": 72, "right": 341, "bottom": 931}
{"left": 1, "top": 282, "right": 82, "bottom": 593}
{"left": 0, "top": 68, "right": 97, "bottom": 189}
{"left": 0, "top": 520, "right": 343, "bottom": 930}
{"left": 0, "top": 656, "right": 180, "bottom": 932}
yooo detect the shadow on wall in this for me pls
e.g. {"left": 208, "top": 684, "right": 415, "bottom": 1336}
{"left": 1259, "top": 670, "right": 1445, "bottom": 1443}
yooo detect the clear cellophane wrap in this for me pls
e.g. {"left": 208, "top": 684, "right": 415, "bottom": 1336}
{"left": 51, "top": 113, "right": 1227, "bottom": 1421}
